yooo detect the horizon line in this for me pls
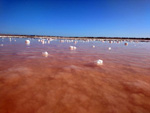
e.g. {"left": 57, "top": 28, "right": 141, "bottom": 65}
{"left": 0, "top": 33, "right": 150, "bottom": 39}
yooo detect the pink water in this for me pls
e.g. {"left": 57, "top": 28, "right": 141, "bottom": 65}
{"left": 0, "top": 38, "right": 150, "bottom": 113}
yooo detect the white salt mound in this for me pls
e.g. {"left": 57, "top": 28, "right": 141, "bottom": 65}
{"left": 42, "top": 51, "right": 49, "bottom": 57}
{"left": 25, "top": 40, "right": 30, "bottom": 44}
{"left": 73, "top": 46, "right": 77, "bottom": 50}
{"left": 95, "top": 59, "right": 103, "bottom": 65}
{"left": 69, "top": 46, "right": 77, "bottom": 50}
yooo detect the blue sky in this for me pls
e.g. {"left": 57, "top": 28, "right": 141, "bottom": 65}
{"left": 0, "top": 0, "right": 150, "bottom": 37}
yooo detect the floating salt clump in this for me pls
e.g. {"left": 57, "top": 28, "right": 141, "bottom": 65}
{"left": 108, "top": 47, "right": 111, "bottom": 50}
{"left": 41, "top": 40, "right": 45, "bottom": 44}
{"left": 73, "top": 46, "right": 77, "bottom": 50}
{"left": 95, "top": 59, "right": 103, "bottom": 65}
{"left": 26, "top": 43, "right": 30, "bottom": 46}
{"left": 60, "top": 40, "right": 64, "bottom": 43}
{"left": 25, "top": 40, "right": 30, "bottom": 44}
{"left": 0, "top": 44, "right": 3, "bottom": 46}
{"left": 38, "top": 39, "right": 41, "bottom": 42}
{"left": 109, "top": 41, "right": 112, "bottom": 44}
{"left": 69, "top": 46, "right": 76, "bottom": 50}
{"left": 42, "top": 51, "right": 48, "bottom": 57}
{"left": 125, "top": 42, "right": 128, "bottom": 45}
{"left": 93, "top": 45, "right": 95, "bottom": 48}
{"left": 74, "top": 41, "right": 77, "bottom": 44}
{"left": 116, "top": 41, "right": 119, "bottom": 43}
{"left": 69, "top": 46, "right": 74, "bottom": 50}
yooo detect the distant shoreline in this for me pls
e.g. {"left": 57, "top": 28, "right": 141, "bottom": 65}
{"left": 0, "top": 34, "right": 150, "bottom": 41}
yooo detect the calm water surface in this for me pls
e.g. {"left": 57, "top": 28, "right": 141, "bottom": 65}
{"left": 0, "top": 37, "right": 150, "bottom": 113}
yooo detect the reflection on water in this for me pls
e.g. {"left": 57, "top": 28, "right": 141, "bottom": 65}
{"left": 0, "top": 37, "right": 150, "bottom": 113}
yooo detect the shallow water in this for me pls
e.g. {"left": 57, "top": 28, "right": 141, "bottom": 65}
{"left": 0, "top": 37, "right": 150, "bottom": 113}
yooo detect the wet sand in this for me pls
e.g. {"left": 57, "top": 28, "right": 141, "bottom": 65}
{"left": 0, "top": 38, "right": 150, "bottom": 113}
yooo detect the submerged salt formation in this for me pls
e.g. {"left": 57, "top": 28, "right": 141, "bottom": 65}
{"left": 1, "top": 37, "right": 150, "bottom": 113}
